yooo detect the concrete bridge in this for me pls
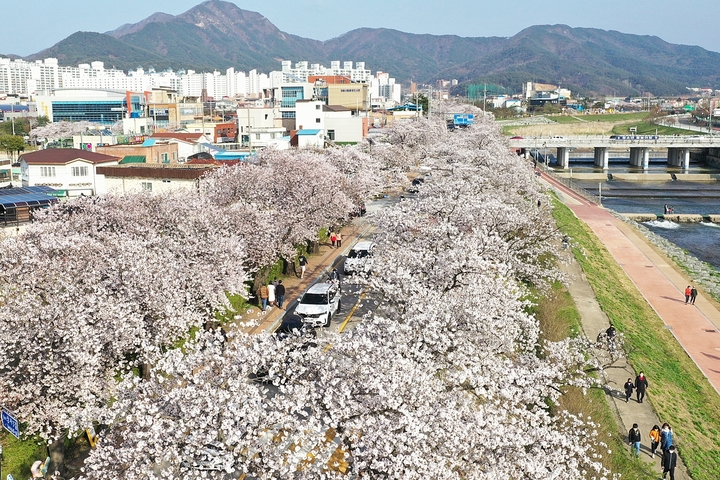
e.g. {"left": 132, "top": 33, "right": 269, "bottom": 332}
{"left": 508, "top": 135, "right": 720, "bottom": 169}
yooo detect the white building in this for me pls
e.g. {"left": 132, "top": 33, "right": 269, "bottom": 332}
{"left": 295, "top": 100, "right": 363, "bottom": 144}
{"left": 19, "top": 148, "right": 120, "bottom": 196}
{"left": 280, "top": 60, "right": 373, "bottom": 83}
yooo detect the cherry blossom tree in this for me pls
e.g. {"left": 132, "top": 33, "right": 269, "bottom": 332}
{"left": 0, "top": 192, "right": 249, "bottom": 473}
{"left": 76, "top": 111, "right": 611, "bottom": 479}
{"left": 29, "top": 121, "right": 95, "bottom": 142}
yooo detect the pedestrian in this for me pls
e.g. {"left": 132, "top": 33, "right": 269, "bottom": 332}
{"left": 267, "top": 282, "right": 276, "bottom": 308}
{"left": 258, "top": 284, "right": 269, "bottom": 311}
{"left": 684, "top": 285, "right": 691, "bottom": 304}
{"left": 330, "top": 231, "right": 337, "bottom": 248}
{"left": 690, "top": 285, "right": 697, "bottom": 305}
{"left": 660, "top": 423, "right": 674, "bottom": 456}
{"left": 649, "top": 424, "right": 661, "bottom": 458}
{"left": 329, "top": 267, "right": 340, "bottom": 283}
{"left": 336, "top": 232, "right": 343, "bottom": 248}
{"left": 628, "top": 423, "right": 641, "bottom": 457}
{"left": 562, "top": 235, "right": 569, "bottom": 250}
{"left": 298, "top": 254, "right": 308, "bottom": 279}
{"left": 606, "top": 323, "right": 617, "bottom": 352}
{"left": 623, "top": 378, "right": 635, "bottom": 403}
{"left": 275, "top": 280, "right": 286, "bottom": 309}
{"left": 635, "top": 372, "right": 649, "bottom": 403}
{"left": 662, "top": 444, "right": 677, "bottom": 480}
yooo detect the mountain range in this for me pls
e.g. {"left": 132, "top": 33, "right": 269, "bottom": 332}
{"left": 13, "top": 0, "right": 720, "bottom": 96}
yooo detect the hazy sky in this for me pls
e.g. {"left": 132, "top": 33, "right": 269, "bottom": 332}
{"left": 3, "top": 0, "right": 719, "bottom": 57}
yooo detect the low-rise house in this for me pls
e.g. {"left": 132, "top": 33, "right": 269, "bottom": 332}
{"left": 291, "top": 129, "right": 324, "bottom": 148}
{"left": 19, "top": 148, "right": 120, "bottom": 196}
{"left": 96, "top": 139, "right": 179, "bottom": 165}
{"left": 96, "top": 164, "right": 218, "bottom": 194}
{"left": 150, "top": 133, "right": 212, "bottom": 162}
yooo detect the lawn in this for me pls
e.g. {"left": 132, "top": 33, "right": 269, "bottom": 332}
{"left": 611, "top": 121, "right": 702, "bottom": 136}
{"left": 552, "top": 197, "right": 720, "bottom": 480}
{"left": 546, "top": 112, "right": 651, "bottom": 124}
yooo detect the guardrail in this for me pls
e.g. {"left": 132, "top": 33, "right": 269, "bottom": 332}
{"left": 544, "top": 168, "right": 603, "bottom": 205}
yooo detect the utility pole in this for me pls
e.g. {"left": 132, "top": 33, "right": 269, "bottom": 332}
{"left": 428, "top": 86, "right": 432, "bottom": 118}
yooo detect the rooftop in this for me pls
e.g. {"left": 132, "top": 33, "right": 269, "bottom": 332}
{"left": 20, "top": 148, "right": 119, "bottom": 165}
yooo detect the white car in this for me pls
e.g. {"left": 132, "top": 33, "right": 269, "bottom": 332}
{"left": 294, "top": 283, "right": 341, "bottom": 327}
{"left": 344, "top": 241, "right": 375, "bottom": 275}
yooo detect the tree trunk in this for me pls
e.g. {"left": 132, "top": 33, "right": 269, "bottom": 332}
{"left": 140, "top": 362, "right": 151, "bottom": 381}
{"left": 307, "top": 240, "right": 320, "bottom": 255}
{"left": 49, "top": 434, "right": 66, "bottom": 478}
{"left": 281, "top": 257, "right": 293, "bottom": 276}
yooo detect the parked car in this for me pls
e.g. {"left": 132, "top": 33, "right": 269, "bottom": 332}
{"left": 344, "top": 241, "right": 375, "bottom": 275}
{"left": 294, "top": 283, "right": 341, "bottom": 327}
{"left": 274, "top": 313, "right": 317, "bottom": 340}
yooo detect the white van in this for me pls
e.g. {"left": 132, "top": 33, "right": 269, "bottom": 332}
{"left": 344, "top": 241, "right": 375, "bottom": 275}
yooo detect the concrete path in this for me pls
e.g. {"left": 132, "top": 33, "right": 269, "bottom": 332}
{"left": 558, "top": 247, "right": 689, "bottom": 478}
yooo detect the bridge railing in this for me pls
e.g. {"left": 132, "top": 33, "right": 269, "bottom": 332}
{"left": 544, "top": 168, "right": 602, "bottom": 205}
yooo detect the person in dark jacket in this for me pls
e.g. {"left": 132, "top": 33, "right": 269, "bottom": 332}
{"left": 623, "top": 378, "right": 635, "bottom": 403}
{"left": 628, "top": 423, "right": 641, "bottom": 457}
{"left": 662, "top": 444, "right": 677, "bottom": 480}
{"left": 635, "top": 372, "right": 649, "bottom": 403}
{"left": 275, "top": 280, "right": 286, "bottom": 309}
{"left": 660, "top": 423, "right": 674, "bottom": 456}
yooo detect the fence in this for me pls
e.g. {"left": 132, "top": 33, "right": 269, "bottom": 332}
{"left": 545, "top": 169, "right": 603, "bottom": 205}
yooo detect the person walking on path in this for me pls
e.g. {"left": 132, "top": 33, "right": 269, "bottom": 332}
{"left": 330, "top": 232, "right": 337, "bottom": 248}
{"left": 649, "top": 425, "right": 661, "bottom": 458}
{"left": 298, "top": 254, "right": 308, "bottom": 279}
{"left": 660, "top": 423, "right": 674, "bottom": 456}
{"left": 336, "top": 232, "right": 343, "bottom": 249}
{"left": 684, "top": 285, "right": 692, "bottom": 304}
{"left": 628, "top": 423, "right": 642, "bottom": 457}
{"left": 267, "top": 282, "right": 276, "bottom": 308}
{"left": 605, "top": 323, "right": 617, "bottom": 352}
{"left": 275, "top": 280, "right": 286, "bottom": 309}
{"left": 662, "top": 444, "right": 678, "bottom": 480}
{"left": 258, "top": 284, "right": 269, "bottom": 311}
{"left": 690, "top": 286, "right": 697, "bottom": 305}
{"left": 623, "top": 378, "right": 635, "bottom": 403}
{"left": 635, "top": 372, "right": 649, "bottom": 403}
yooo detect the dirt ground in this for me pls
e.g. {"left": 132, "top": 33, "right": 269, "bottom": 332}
{"left": 508, "top": 119, "right": 630, "bottom": 137}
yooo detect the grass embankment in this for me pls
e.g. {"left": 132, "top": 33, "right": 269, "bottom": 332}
{"left": 533, "top": 283, "right": 655, "bottom": 478}
{"left": 611, "top": 122, "right": 698, "bottom": 136}
{"left": 551, "top": 198, "right": 720, "bottom": 480}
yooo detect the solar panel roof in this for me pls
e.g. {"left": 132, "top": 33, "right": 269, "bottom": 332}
{"left": 0, "top": 186, "right": 59, "bottom": 208}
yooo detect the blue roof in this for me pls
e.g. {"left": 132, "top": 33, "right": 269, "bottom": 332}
{"left": 297, "top": 129, "right": 321, "bottom": 135}
{"left": 215, "top": 151, "right": 250, "bottom": 160}
{"left": 141, "top": 139, "right": 156, "bottom": 147}
{"left": 0, "top": 186, "right": 59, "bottom": 208}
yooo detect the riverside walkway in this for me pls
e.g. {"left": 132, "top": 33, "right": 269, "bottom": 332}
{"left": 544, "top": 174, "right": 720, "bottom": 392}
